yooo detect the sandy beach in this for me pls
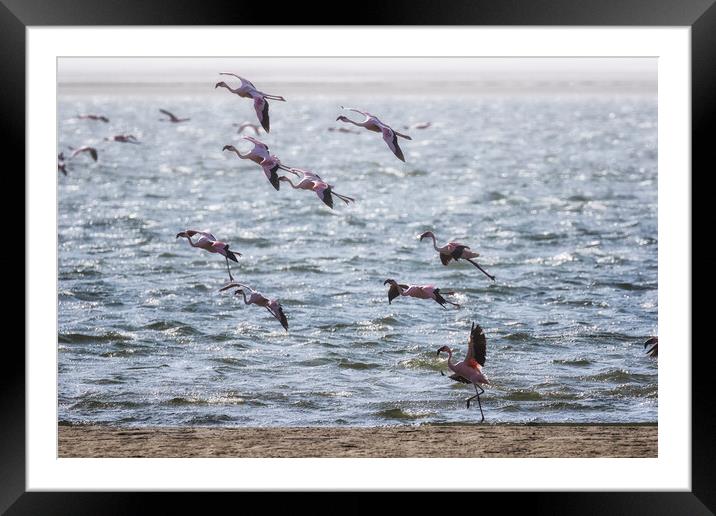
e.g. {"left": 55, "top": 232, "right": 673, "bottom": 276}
{"left": 58, "top": 424, "right": 657, "bottom": 458}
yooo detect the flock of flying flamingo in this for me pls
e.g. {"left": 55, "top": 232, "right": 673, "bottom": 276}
{"left": 59, "top": 72, "right": 657, "bottom": 422}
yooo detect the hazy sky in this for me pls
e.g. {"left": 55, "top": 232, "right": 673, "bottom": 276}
{"left": 58, "top": 57, "right": 656, "bottom": 84}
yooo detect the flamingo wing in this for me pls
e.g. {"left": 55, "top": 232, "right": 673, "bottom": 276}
{"left": 449, "top": 373, "right": 470, "bottom": 384}
{"left": 271, "top": 304, "right": 289, "bottom": 331}
{"left": 386, "top": 283, "right": 402, "bottom": 304}
{"left": 159, "top": 109, "right": 177, "bottom": 120}
{"left": 439, "top": 253, "right": 453, "bottom": 266}
{"left": 382, "top": 129, "right": 405, "bottom": 162}
{"left": 340, "top": 106, "right": 371, "bottom": 119}
{"left": 219, "top": 281, "right": 252, "bottom": 293}
{"left": 253, "top": 97, "right": 270, "bottom": 132}
{"left": 185, "top": 229, "right": 218, "bottom": 241}
{"left": 450, "top": 245, "right": 470, "bottom": 260}
{"left": 219, "top": 72, "right": 257, "bottom": 90}
{"left": 466, "top": 322, "right": 487, "bottom": 366}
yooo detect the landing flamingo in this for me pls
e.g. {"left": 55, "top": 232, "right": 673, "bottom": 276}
{"left": 220, "top": 282, "right": 289, "bottom": 331}
{"left": 437, "top": 322, "right": 490, "bottom": 422}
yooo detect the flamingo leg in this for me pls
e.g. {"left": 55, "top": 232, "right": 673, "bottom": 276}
{"left": 466, "top": 258, "right": 496, "bottom": 281}
{"left": 466, "top": 384, "right": 485, "bottom": 422}
{"left": 225, "top": 256, "right": 234, "bottom": 282}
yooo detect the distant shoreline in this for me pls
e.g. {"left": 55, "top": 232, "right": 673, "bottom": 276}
{"left": 58, "top": 423, "right": 657, "bottom": 458}
{"left": 57, "top": 81, "right": 657, "bottom": 97}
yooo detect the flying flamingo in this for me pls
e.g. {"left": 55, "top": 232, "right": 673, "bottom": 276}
{"left": 383, "top": 279, "right": 460, "bottom": 308}
{"left": 158, "top": 109, "right": 190, "bottom": 123}
{"left": 437, "top": 322, "right": 491, "bottom": 422}
{"left": 219, "top": 282, "right": 289, "bottom": 331}
{"left": 403, "top": 122, "right": 432, "bottom": 130}
{"left": 176, "top": 229, "right": 240, "bottom": 281}
{"left": 76, "top": 114, "right": 110, "bottom": 123}
{"left": 234, "top": 122, "right": 262, "bottom": 135}
{"left": 279, "top": 168, "right": 355, "bottom": 209}
{"left": 222, "top": 136, "right": 271, "bottom": 165}
{"left": 336, "top": 107, "right": 412, "bottom": 162}
{"left": 644, "top": 336, "right": 658, "bottom": 357}
{"left": 68, "top": 146, "right": 98, "bottom": 162}
{"left": 419, "top": 231, "right": 495, "bottom": 281}
{"left": 104, "top": 134, "right": 141, "bottom": 144}
{"left": 215, "top": 73, "right": 286, "bottom": 132}
{"left": 58, "top": 153, "right": 68, "bottom": 175}
{"left": 223, "top": 138, "right": 291, "bottom": 190}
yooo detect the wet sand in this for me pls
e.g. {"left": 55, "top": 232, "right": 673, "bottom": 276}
{"left": 58, "top": 424, "right": 657, "bottom": 458}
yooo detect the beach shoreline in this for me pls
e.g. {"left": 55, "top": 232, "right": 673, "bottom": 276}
{"left": 58, "top": 423, "right": 657, "bottom": 458}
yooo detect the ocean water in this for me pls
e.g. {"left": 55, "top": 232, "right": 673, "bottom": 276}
{"left": 58, "top": 88, "right": 657, "bottom": 426}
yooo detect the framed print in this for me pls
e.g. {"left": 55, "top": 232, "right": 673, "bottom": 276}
{"left": 8, "top": 0, "right": 711, "bottom": 512}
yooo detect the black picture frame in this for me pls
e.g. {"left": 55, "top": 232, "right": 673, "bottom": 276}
{"left": 7, "top": 0, "right": 710, "bottom": 513}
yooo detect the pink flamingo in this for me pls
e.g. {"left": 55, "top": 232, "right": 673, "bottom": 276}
{"left": 104, "top": 134, "right": 141, "bottom": 144}
{"left": 223, "top": 138, "right": 291, "bottom": 190}
{"left": 419, "top": 231, "right": 495, "bottom": 281}
{"left": 222, "top": 136, "right": 271, "bottom": 165}
{"left": 176, "top": 229, "right": 240, "bottom": 281}
{"left": 234, "top": 122, "right": 262, "bottom": 135}
{"left": 68, "top": 146, "right": 98, "bottom": 162}
{"left": 336, "top": 107, "right": 412, "bottom": 162}
{"left": 215, "top": 73, "right": 286, "bottom": 133}
{"left": 219, "top": 282, "right": 288, "bottom": 331}
{"left": 76, "top": 114, "right": 109, "bottom": 123}
{"left": 404, "top": 121, "right": 432, "bottom": 130}
{"left": 383, "top": 279, "right": 460, "bottom": 309}
{"left": 279, "top": 168, "right": 355, "bottom": 209}
{"left": 158, "top": 109, "right": 190, "bottom": 123}
{"left": 644, "top": 336, "right": 658, "bottom": 357}
{"left": 437, "top": 322, "right": 490, "bottom": 421}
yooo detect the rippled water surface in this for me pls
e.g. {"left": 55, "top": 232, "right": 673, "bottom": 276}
{"left": 58, "top": 90, "right": 657, "bottom": 426}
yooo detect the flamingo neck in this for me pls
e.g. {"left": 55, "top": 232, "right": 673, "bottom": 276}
{"left": 181, "top": 235, "right": 199, "bottom": 248}
{"left": 343, "top": 118, "right": 363, "bottom": 128}
{"left": 429, "top": 234, "right": 440, "bottom": 252}
{"left": 282, "top": 177, "right": 299, "bottom": 189}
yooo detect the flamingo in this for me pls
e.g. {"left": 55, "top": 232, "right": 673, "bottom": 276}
{"left": 68, "top": 146, "right": 98, "bottom": 162}
{"left": 328, "top": 127, "right": 360, "bottom": 134}
{"left": 383, "top": 279, "right": 460, "bottom": 308}
{"left": 644, "top": 336, "right": 658, "bottom": 357}
{"left": 419, "top": 231, "right": 495, "bottom": 281}
{"left": 76, "top": 114, "right": 109, "bottom": 123}
{"left": 158, "top": 109, "right": 190, "bottom": 123}
{"left": 58, "top": 153, "right": 68, "bottom": 175}
{"left": 336, "top": 107, "right": 411, "bottom": 162}
{"left": 215, "top": 73, "right": 286, "bottom": 133}
{"left": 234, "top": 122, "right": 262, "bottom": 135}
{"left": 403, "top": 122, "right": 432, "bottom": 130}
{"left": 223, "top": 138, "right": 291, "bottom": 190}
{"left": 176, "top": 229, "right": 240, "bottom": 281}
{"left": 104, "top": 134, "right": 141, "bottom": 144}
{"left": 222, "top": 136, "right": 271, "bottom": 165}
{"left": 279, "top": 168, "right": 355, "bottom": 209}
{"left": 437, "top": 322, "right": 490, "bottom": 422}
{"left": 219, "top": 282, "right": 288, "bottom": 331}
